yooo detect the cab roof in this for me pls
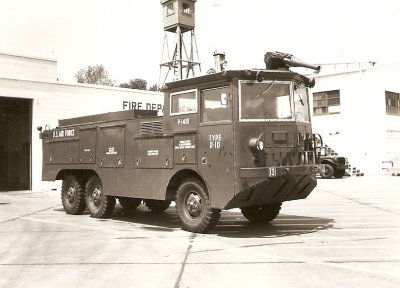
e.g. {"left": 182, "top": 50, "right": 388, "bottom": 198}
{"left": 162, "top": 69, "right": 312, "bottom": 90}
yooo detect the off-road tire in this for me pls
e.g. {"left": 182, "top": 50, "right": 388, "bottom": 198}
{"left": 176, "top": 178, "right": 221, "bottom": 233}
{"left": 61, "top": 175, "right": 86, "bottom": 215}
{"left": 320, "top": 164, "right": 334, "bottom": 179}
{"left": 119, "top": 197, "right": 142, "bottom": 210}
{"left": 85, "top": 176, "right": 115, "bottom": 218}
{"left": 241, "top": 202, "right": 282, "bottom": 224}
{"left": 333, "top": 169, "right": 346, "bottom": 179}
{"left": 144, "top": 199, "right": 171, "bottom": 213}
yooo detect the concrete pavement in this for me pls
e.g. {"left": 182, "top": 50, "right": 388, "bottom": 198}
{"left": 0, "top": 176, "right": 399, "bottom": 288}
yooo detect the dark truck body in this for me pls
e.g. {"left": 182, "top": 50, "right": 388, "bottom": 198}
{"left": 40, "top": 58, "right": 322, "bottom": 233}
{"left": 319, "top": 155, "right": 347, "bottom": 179}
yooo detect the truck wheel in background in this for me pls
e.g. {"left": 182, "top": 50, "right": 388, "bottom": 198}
{"left": 175, "top": 178, "right": 221, "bottom": 233}
{"left": 119, "top": 197, "right": 142, "bottom": 210}
{"left": 241, "top": 202, "right": 282, "bottom": 224}
{"left": 320, "top": 164, "right": 334, "bottom": 179}
{"left": 85, "top": 175, "right": 115, "bottom": 218}
{"left": 145, "top": 199, "right": 171, "bottom": 213}
{"left": 333, "top": 169, "right": 346, "bottom": 179}
{"left": 61, "top": 175, "right": 86, "bottom": 215}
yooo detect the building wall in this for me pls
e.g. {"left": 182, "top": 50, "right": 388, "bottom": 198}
{"left": 0, "top": 53, "right": 57, "bottom": 82}
{"left": 310, "top": 65, "right": 400, "bottom": 175}
{"left": 0, "top": 53, "right": 163, "bottom": 191}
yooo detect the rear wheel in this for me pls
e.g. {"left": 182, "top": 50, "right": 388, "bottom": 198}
{"left": 61, "top": 175, "right": 86, "bottom": 215}
{"left": 119, "top": 197, "right": 142, "bottom": 210}
{"left": 85, "top": 176, "right": 115, "bottom": 218}
{"left": 176, "top": 178, "right": 221, "bottom": 233}
{"left": 320, "top": 163, "right": 334, "bottom": 179}
{"left": 241, "top": 203, "right": 282, "bottom": 224}
{"left": 144, "top": 199, "right": 171, "bottom": 213}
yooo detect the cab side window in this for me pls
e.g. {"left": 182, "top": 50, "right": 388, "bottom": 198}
{"left": 201, "top": 86, "right": 231, "bottom": 122}
{"left": 170, "top": 89, "right": 197, "bottom": 115}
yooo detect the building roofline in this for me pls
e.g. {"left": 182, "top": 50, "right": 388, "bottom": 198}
{"left": 0, "top": 51, "right": 57, "bottom": 63}
{"left": 307, "top": 63, "right": 400, "bottom": 78}
{"left": 0, "top": 76, "right": 162, "bottom": 95}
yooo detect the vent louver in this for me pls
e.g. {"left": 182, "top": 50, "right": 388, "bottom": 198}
{"left": 140, "top": 121, "right": 162, "bottom": 135}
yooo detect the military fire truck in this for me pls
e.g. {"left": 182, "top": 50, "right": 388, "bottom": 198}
{"left": 39, "top": 52, "right": 322, "bottom": 233}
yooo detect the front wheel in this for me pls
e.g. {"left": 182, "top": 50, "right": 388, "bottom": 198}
{"left": 176, "top": 178, "right": 221, "bottom": 233}
{"left": 333, "top": 169, "right": 346, "bottom": 179}
{"left": 241, "top": 203, "right": 282, "bottom": 224}
{"left": 85, "top": 176, "right": 115, "bottom": 218}
{"left": 320, "top": 164, "right": 334, "bottom": 179}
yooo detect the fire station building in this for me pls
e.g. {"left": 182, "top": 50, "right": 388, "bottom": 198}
{"left": 0, "top": 52, "right": 163, "bottom": 191}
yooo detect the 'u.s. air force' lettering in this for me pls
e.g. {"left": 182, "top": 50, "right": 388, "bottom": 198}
{"left": 53, "top": 129, "right": 75, "bottom": 138}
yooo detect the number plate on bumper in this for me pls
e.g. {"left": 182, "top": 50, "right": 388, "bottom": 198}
{"left": 240, "top": 165, "right": 319, "bottom": 178}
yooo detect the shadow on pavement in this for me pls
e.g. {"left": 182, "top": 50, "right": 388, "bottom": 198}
{"left": 85, "top": 204, "right": 335, "bottom": 238}
{"left": 213, "top": 212, "right": 335, "bottom": 238}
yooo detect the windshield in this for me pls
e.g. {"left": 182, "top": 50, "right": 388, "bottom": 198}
{"left": 240, "top": 81, "right": 292, "bottom": 121}
{"left": 293, "top": 84, "right": 311, "bottom": 122}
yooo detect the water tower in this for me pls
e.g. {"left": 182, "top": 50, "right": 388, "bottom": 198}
{"left": 159, "top": 0, "right": 201, "bottom": 86}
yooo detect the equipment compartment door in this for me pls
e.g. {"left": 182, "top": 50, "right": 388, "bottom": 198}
{"left": 79, "top": 128, "right": 97, "bottom": 164}
{"left": 99, "top": 124, "right": 125, "bottom": 168}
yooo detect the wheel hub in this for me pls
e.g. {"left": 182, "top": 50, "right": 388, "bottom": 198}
{"left": 186, "top": 193, "right": 202, "bottom": 217}
{"left": 67, "top": 186, "right": 75, "bottom": 203}
{"left": 91, "top": 187, "right": 102, "bottom": 206}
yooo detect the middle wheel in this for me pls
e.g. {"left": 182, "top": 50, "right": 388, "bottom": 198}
{"left": 175, "top": 178, "right": 221, "bottom": 233}
{"left": 85, "top": 175, "right": 115, "bottom": 218}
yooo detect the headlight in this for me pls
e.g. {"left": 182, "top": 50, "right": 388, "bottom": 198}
{"left": 257, "top": 140, "right": 264, "bottom": 151}
{"left": 249, "top": 138, "right": 264, "bottom": 153}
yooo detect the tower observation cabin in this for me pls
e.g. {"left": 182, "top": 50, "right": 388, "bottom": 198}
{"left": 160, "top": 0, "right": 201, "bottom": 86}
{"left": 162, "top": 0, "right": 196, "bottom": 32}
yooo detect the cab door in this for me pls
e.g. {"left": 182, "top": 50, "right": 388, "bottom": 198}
{"left": 197, "top": 86, "right": 234, "bottom": 209}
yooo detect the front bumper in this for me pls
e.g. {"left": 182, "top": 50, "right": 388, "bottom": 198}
{"left": 240, "top": 165, "right": 321, "bottom": 178}
{"left": 224, "top": 165, "right": 320, "bottom": 209}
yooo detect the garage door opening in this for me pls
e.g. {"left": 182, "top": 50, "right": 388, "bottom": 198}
{"left": 0, "top": 97, "right": 32, "bottom": 191}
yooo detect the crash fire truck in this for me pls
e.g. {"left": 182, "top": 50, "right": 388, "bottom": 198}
{"left": 39, "top": 52, "right": 322, "bottom": 233}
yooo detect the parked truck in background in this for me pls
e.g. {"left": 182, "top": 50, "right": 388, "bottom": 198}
{"left": 319, "top": 154, "right": 347, "bottom": 179}
{"left": 39, "top": 52, "right": 323, "bottom": 233}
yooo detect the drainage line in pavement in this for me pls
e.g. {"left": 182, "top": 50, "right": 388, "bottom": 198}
{"left": 326, "top": 191, "right": 400, "bottom": 216}
{"left": 174, "top": 233, "right": 196, "bottom": 288}
{"left": 0, "top": 205, "right": 60, "bottom": 225}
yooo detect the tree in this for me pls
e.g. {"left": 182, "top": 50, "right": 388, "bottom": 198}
{"left": 75, "top": 64, "right": 115, "bottom": 86}
{"left": 119, "top": 78, "right": 147, "bottom": 90}
{"left": 148, "top": 84, "right": 159, "bottom": 91}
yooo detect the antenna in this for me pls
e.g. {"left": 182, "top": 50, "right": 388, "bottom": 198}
{"left": 159, "top": 0, "right": 201, "bottom": 87}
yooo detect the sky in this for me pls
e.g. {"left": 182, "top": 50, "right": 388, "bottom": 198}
{"left": 1, "top": 0, "right": 400, "bottom": 86}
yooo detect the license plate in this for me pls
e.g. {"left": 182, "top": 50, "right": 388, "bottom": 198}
{"left": 268, "top": 168, "right": 276, "bottom": 177}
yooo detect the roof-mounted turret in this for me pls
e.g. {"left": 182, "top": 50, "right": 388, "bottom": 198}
{"left": 264, "top": 51, "right": 321, "bottom": 72}
{"left": 264, "top": 51, "right": 320, "bottom": 88}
